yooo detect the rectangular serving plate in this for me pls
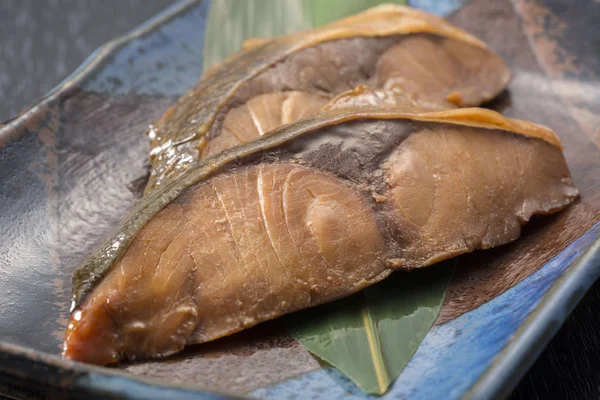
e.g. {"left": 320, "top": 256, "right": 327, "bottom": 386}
{"left": 1, "top": 1, "right": 599, "bottom": 399}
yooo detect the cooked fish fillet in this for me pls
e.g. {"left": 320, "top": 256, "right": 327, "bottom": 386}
{"left": 64, "top": 90, "right": 577, "bottom": 365}
{"left": 145, "top": 4, "right": 510, "bottom": 192}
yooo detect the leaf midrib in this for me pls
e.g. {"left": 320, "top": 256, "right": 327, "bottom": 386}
{"left": 360, "top": 292, "right": 389, "bottom": 394}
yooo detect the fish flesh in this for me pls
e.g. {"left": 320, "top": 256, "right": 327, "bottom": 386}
{"left": 64, "top": 89, "right": 577, "bottom": 365}
{"left": 145, "top": 4, "right": 510, "bottom": 192}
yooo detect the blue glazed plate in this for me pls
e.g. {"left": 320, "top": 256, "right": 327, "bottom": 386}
{"left": 1, "top": 1, "right": 599, "bottom": 399}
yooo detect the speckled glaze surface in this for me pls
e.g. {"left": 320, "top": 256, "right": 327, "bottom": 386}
{"left": 1, "top": 0, "right": 599, "bottom": 399}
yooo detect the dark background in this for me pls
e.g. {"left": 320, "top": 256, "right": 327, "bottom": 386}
{"left": 0, "top": 0, "right": 598, "bottom": 399}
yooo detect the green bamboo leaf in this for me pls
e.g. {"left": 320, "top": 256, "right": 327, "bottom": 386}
{"left": 285, "top": 261, "right": 454, "bottom": 395}
{"left": 204, "top": 0, "right": 407, "bottom": 70}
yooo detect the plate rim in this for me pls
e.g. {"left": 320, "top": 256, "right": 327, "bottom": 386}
{"left": 0, "top": 0, "right": 599, "bottom": 399}
{"left": 466, "top": 228, "right": 600, "bottom": 400}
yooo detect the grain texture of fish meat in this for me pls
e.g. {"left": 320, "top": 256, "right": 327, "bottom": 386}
{"left": 145, "top": 4, "right": 511, "bottom": 192}
{"left": 64, "top": 89, "right": 577, "bottom": 365}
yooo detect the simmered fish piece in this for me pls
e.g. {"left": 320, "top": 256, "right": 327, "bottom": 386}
{"left": 64, "top": 100, "right": 577, "bottom": 365}
{"left": 146, "top": 4, "right": 510, "bottom": 192}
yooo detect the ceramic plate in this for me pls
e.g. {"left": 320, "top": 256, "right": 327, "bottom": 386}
{"left": 1, "top": 0, "right": 599, "bottom": 399}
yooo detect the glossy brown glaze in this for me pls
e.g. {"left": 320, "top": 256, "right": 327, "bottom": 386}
{"left": 145, "top": 4, "right": 510, "bottom": 192}
{"left": 64, "top": 98, "right": 577, "bottom": 364}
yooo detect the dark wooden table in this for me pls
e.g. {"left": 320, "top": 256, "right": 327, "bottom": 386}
{"left": 1, "top": 1, "right": 598, "bottom": 399}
